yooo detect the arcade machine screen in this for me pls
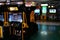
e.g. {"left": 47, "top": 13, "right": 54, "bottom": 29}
{"left": 9, "top": 12, "right": 23, "bottom": 28}
{"left": 34, "top": 9, "right": 40, "bottom": 15}
{"left": 42, "top": 6, "right": 47, "bottom": 15}
{"left": 49, "top": 9, "right": 56, "bottom": 13}
{"left": 34, "top": 9, "right": 40, "bottom": 21}
{"left": 9, "top": 12, "right": 22, "bottom": 23}
{"left": 0, "top": 13, "right": 4, "bottom": 26}
{"left": 49, "top": 9, "right": 56, "bottom": 20}
{"left": 0, "top": 14, "right": 4, "bottom": 21}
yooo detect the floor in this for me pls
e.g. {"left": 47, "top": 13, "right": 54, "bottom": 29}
{"left": 27, "top": 22, "right": 60, "bottom": 40}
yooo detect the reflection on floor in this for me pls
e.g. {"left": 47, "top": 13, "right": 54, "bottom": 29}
{"left": 28, "top": 23, "right": 60, "bottom": 40}
{"left": 36, "top": 22, "right": 60, "bottom": 25}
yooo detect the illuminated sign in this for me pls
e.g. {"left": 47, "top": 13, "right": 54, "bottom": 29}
{"left": 16, "top": 2, "right": 23, "bottom": 4}
{"left": 41, "top": 4, "right": 48, "bottom": 6}
{"left": 8, "top": 7, "right": 18, "bottom": 11}
{"left": 25, "top": 2, "right": 32, "bottom": 7}
{"left": 31, "top": 2, "right": 36, "bottom": 6}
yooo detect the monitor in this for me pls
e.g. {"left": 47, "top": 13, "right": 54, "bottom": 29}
{"left": 34, "top": 9, "right": 40, "bottom": 15}
{"left": 9, "top": 12, "right": 22, "bottom": 22}
{"left": 0, "top": 0, "right": 6, "bottom": 2}
{"left": 42, "top": 6, "right": 47, "bottom": 14}
{"left": 49, "top": 9, "right": 56, "bottom": 13}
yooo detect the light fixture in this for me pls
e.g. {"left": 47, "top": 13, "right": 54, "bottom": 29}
{"left": 48, "top": 6, "right": 50, "bottom": 8}
{"left": 41, "top": 4, "right": 48, "bottom": 6}
{"left": 0, "top": 3, "right": 4, "bottom": 5}
{"left": 6, "top": 3, "right": 10, "bottom": 5}
{"left": 25, "top": 2, "right": 32, "bottom": 7}
{"left": 51, "top": 6, "right": 54, "bottom": 8}
{"left": 17, "top": 2, "right": 23, "bottom": 4}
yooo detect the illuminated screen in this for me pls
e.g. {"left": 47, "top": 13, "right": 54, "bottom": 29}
{"left": 34, "top": 9, "right": 40, "bottom": 15}
{"left": 0, "top": 14, "right": 4, "bottom": 21}
{"left": 42, "top": 6, "right": 47, "bottom": 15}
{"left": 9, "top": 12, "right": 22, "bottom": 22}
{"left": 49, "top": 9, "right": 56, "bottom": 13}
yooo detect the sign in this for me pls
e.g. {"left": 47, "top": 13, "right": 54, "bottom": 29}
{"left": 25, "top": 2, "right": 32, "bottom": 7}
{"left": 32, "top": 2, "right": 36, "bottom": 6}
{"left": 8, "top": 7, "right": 18, "bottom": 11}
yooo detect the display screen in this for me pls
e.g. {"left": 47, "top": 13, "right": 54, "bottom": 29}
{"left": 9, "top": 12, "right": 22, "bottom": 22}
{"left": 49, "top": 9, "right": 56, "bottom": 13}
{"left": 42, "top": 6, "right": 47, "bottom": 15}
{"left": 34, "top": 9, "right": 40, "bottom": 15}
{"left": 0, "top": 14, "right": 4, "bottom": 21}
